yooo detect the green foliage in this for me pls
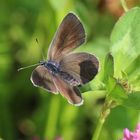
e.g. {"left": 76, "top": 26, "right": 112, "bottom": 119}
{"left": 1, "top": 0, "right": 140, "bottom": 140}
{"left": 111, "top": 7, "right": 140, "bottom": 78}
{"left": 125, "top": 54, "right": 140, "bottom": 75}
{"left": 98, "top": 7, "right": 140, "bottom": 140}
{"left": 106, "top": 7, "right": 140, "bottom": 110}
{"left": 108, "top": 80, "right": 127, "bottom": 103}
{"left": 122, "top": 91, "right": 140, "bottom": 109}
{"left": 103, "top": 53, "right": 114, "bottom": 85}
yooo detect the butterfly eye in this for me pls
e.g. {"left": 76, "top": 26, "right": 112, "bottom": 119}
{"left": 39, "top": 61, "right": 45, "bottom": 65}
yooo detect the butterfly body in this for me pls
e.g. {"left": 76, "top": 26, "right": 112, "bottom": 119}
{"left": 39, "top": 60, "right": 80, "bottom": 86}
{"left": 30, "top": 13, "right": 99, "bottom": 106}
{"left": 40, "top": 60, "right": 60, "bottom": 75}
{"left": 59, "top": 71, "right": 80, "bottom": 86}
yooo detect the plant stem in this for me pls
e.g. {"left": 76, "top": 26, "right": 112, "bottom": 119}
{"left": 44, "top": 96, "right": 60, "bottom": 139}
{"left": 91, "top": 99, "right": 113, "bottom": 140}
{"left": 91, "top": 116, "right": 105, "bottom": 140}
{"left": 120, "top": 0, "right": 129, "bottom": 12}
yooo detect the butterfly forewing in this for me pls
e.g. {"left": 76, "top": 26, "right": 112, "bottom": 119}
{"left": 59, "top": 52, "right": 99, "bottom": 85}
{"left": 48, "top": 13, "right": 86, "bottom": 62}
{"left": 52, "top": 75, "right": 83, "bottom": 106}
{"left": 30, "top": 66, "right": 57, "bottom": 94}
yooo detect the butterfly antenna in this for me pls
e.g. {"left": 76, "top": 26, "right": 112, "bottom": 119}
{"left": 17, "top": 63, "right": 39, "bottom": 71}
{"left": 36, "top": 38, "right": 46, "bottom": 60}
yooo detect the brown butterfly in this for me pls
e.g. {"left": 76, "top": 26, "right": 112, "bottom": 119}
{"left": 19, "top": 13, "right": 99, "bottom": 106}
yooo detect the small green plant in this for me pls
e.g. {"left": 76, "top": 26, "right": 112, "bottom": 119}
{"left": 92, "top": 1, "right": 140, "bottom": 140}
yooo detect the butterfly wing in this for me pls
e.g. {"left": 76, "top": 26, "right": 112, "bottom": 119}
{"left": 30, "top": 66, "right": 58, "bottom": 94}
{"left": 48, "top": 13, "right": 85, "bottom": 62}
{"left": 52, "top": 75, "right": 83, "bottom": 106}
{"left": 59, "top": 52, "right": 99, "bottom": 85}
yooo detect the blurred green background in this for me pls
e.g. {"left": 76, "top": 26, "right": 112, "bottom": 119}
{"left": 0, "top": 0, "right": 140, "bottom": 140}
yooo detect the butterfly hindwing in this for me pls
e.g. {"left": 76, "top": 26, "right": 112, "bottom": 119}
{"left": 48, "top": 13, "right": 86, "bottom": 62}
{"left": 30, "top": 66, "right": 58, "bottom": 94}
{"left": 52, "top": 75, "right": 83, "bottom": 106}
{"left": 59, "top": 52, "right": 99, "bottom": 85}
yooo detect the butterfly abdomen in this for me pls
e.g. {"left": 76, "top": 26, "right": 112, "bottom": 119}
{"left": 59, "top": 71, "right": 80, "bottom": 86}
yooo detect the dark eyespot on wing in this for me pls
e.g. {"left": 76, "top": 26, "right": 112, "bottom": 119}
{"left": 60, "top": 52, "right": 99, "bottom": 85}
{"left": 31, "top": 66, "right": 57, "bottom": 94}
{"left": 79, "top": 60, "right": 98, "bottom": 84}
{"left": 52, "top": 75, "right": 83, "bottom": 106}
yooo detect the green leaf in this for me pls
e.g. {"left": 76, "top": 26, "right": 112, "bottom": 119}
{"left": 103, "top": 53, "right": 114, "bottom": 84}
{"left": 106, "top": 76, "right": 116, "bottom": 93}
{"left": 110, "top": 7, "right": 140, "bottom": 78}
{"left": 122, "top": 91, "right": 140, "bottom": 110}
{"left": 106, "top": 106, "right": 139, "bottom": 131}
{"left": 109, "top": 82, "right": 128, "bottom": 103}
{"left": 124, "top": 54, "right": 140, "bottom": 88}
{"left": 125, "top": 54, "right": 140, "bottom": 75}
{"left": 121, "top": 71, "right": 128, "bottom": 79}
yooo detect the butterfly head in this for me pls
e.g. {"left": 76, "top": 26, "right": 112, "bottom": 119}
{"left": 39, "top": 60, "right": 60, "bottom": 75}
{"left": 39, "top": 60, "right": 46, "bottom": 66}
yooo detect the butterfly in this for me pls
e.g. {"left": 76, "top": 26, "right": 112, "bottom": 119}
{"left": 29, "top": 13, "right": 99, "bottom": 106}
